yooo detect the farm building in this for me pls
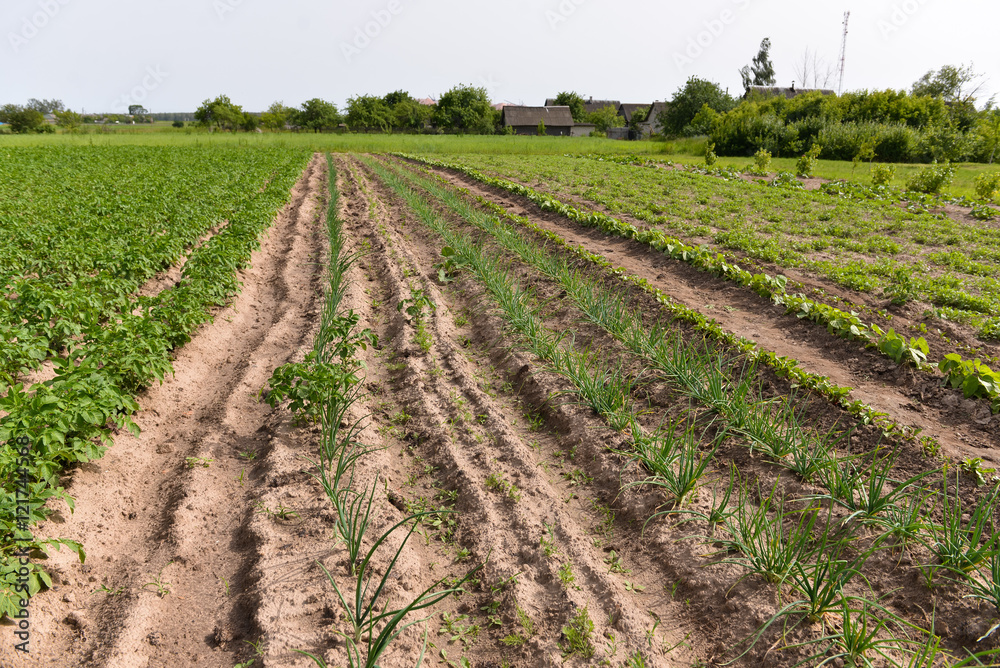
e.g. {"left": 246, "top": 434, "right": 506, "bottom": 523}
{"left": 638, "top": 101, "right": 668, "bottom": 136}
{"left": 543, "top": 98, "right": 622, "bottom": 115}
{"left": 570, "top": 123, "right": 596, "bottom": 137}
{"left": 617, "top": 103, "right": 650, "bottom": 124}
{"left": 745, "top": 85, "right": 836, "bottom": 99}
{"left": 500, "top": 106, "right": 574, "bottom": 136}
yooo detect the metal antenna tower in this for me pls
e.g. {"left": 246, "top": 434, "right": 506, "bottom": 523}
{"left": 838, "top": 11, "right": 850, "bottom": 94}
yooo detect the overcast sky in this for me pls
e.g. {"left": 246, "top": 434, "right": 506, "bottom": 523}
{"left": 2, "top": 0, "right": 997, "bottom": 114}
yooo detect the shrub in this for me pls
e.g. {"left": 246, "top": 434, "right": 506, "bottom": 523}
{"left": 817, "top": 121, "right": 918, "bottom": 163}
{"left": 172, "top": 120, "right": 184, "bottom": 128}
{"left": 795, "top": 143, "right": 822, "bottom": 177}
{"left": 974, "top": 172, "right": 1000, "bottom": 202}
{"left": 971, "top": 203, "right": 996, "bottom": 220}
{"left": 906, "top": 161, "right": 955, "bottom": 194}
{"left": 871, "top": 164, "right": 896, "bottom": 187}
{"left": 749, "top": 148, "right": 771, "bottom": 175}
{"left": 705, "top": 141, "right": 718, "bottom": 166}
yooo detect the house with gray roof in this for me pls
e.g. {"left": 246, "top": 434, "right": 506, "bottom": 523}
{"left": 501, "top": 106, "right": 574, "bottom": 136}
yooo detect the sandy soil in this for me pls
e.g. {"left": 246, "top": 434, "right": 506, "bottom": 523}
{"left": 1, "top": 154, "right": 328, "bottom": 668}
{"left": 7, "top": 151, "right": 1000, "bottom": 668}
{"left": 424, "top": 163, "right": 1000, "bottom": 464}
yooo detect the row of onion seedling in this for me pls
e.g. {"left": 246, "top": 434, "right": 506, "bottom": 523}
{"left": 370, "top": 155, "right": 1000, "bottom": 667}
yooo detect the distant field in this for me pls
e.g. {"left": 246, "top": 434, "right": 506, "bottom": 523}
{"left": 1, "top": 130, "right": 993, "bottom": 197}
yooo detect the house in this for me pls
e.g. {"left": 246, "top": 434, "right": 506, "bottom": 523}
{"left": 43, "top": 113, "right": 57, "bottom": 125}
{"left": 745, "top": 85, "right": 835, "bottom": 100}
{"left": 501, "top": 106, "right": 574, "bottom": 136}
{"left": 583, "top": 98, "right": 620, "bottom": 115}
{"left": 417, "top": 97, "right": 436, "bottom": 106}
{"left": 570, "top": 123, "right": 596, "bottom": 137}
{"left": 544, "top": 98, "right": 621, "bottom": 115}
{"left": 617, "top": 103, "right": 650, "bottom": 124}
{"left": 639, "top": 102, "right": 668, "bottom": 136}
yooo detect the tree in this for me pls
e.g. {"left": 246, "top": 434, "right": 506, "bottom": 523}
{"left": 912, "top": 64, "right": 986, "bottom": 132}
{"left": 260, "top": 101, "right": 296, "bottom": 131}
{"left": 296, "top": 98, "right": 341, "bottom": 133}
{"left": 588, "top": 105, "right": 624, "bottom": 133}
{"left": 128, "top": 104, "right": 148, "bottom": 115}
{"left": 792, "top": 48, "right": 835, "bottom": 89}
{"left": 194, "top": 95, "right": 243, "bottom": 131}
{"left": 553, "top": 91, "right": 587, "bottom": 122}
{"left": 537, "top": 120, "right": 546, "bottom": 136}
{"left": 25, "top": 98, "right": 64, "bottom": 114}
{"left": 660, "top": 77, "right": 736, "bottom": 136}
{"left": 345, "top": 95, "right": 392, "bottom": 132}
{"left": 627, "top": 107, "right": 649, "bottom": 138}
{"left": 978, "top": 109, "right": 1000, "bottom": 164}
{"left": 432, "top": 85, "right": 497, "bottom": 134}
{"left": 911, "top": 63, "right": 985, "bottom": 104}
{"left": 0, "top": 104, "right": 46, "bottom": 133}
{"left": 740, "top": 38, "right": 776, "bottom": 92}
{"left": 54, "top": 109, "right": 82, "bottom": 130}
{"left": 383, "top": 91, "right": 431, "bottom": 132}
{"left": 239, "top": 112, "right": 259, "bottom": 132}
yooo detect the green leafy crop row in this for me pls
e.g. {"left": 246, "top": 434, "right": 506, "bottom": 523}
{"left": 0, "top": 146, "right": 311, "bottom": 618}
{"left": 399, "top": 154, "right": 997, "bottom": 419}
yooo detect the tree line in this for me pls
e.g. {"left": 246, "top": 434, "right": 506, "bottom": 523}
{"left": 192, "top": 85, "right": 501, "bottom": 134}
{"left": 661, "top": 43, "right": 999, "bottom": 164}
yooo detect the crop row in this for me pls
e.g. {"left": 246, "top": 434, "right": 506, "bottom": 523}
{"left": 397, "top": 154, "right": 999, "bottom": 432}
{"left": 366, "top": 157, "right": 1000, "bottom": 666}
{"left": 443, "top": 152, "right": 1000, "bottom": 341}
{"left": 265, "top": 156, "right": 477, "bottom": 667}
{"left": 0, "top": 147, "right": 309, "bottom": 380}
{"left": 0, "top": 147, "right": 310, "bottom": 617}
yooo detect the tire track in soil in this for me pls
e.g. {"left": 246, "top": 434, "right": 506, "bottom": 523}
{"left": 419, "top": 163, "right": 1000, "bottom": 463}
{"left": 1, "top": 154, "right": 328, "bottom": 668}
{"left": 344, "top": 155, "right": 764, "bottom": 667}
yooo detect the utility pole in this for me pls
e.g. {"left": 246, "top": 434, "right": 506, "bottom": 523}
{"left": 838, "top": 11, "right": 850, "bottom": 95}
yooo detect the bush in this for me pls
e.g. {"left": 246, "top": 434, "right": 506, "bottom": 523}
{"left": 710, "top": 108, "right": 794, "bottom": 156}
{"left": 172, "top": 120, "right": 184, "bottom": 128}
{"left": 795, "top": 143, "right": 822, "bottom": 177}
{"left": 871, "top": 163, "right": 896, "bottom": 186}
{"left": 971, "top": 203, "right": 996, "bottom": 220}
{"left": 748, "top": 148, "right": 771, "bottom": 175}
{"left": 705, "top": 142, "right": 718, "bottom": 166}
{"left": 974, "top": 172, "right": 1000, "bottom": 202}
{"left": 817, "top": 121, "right": 918, "bottom": 163}
{"left": 906, "top": 161, "right": 955, "bottom": 194}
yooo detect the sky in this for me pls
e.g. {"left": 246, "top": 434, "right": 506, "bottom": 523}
{"left": 2, "top": 0, "right": 998, "bottom": 114}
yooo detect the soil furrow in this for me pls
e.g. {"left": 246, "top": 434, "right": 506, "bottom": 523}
{"left": 3, "top": 154, "right": 327, "bottom": 668}
{"left": 421, "top": 163, "right": 1000, "bottom": 462}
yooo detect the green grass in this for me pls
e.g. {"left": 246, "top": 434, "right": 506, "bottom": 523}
{"left": 0, "top": 130, "right": 674, "bottom": 155}
{"left": 3, "top": 128, "right": 989, "bottom": 195}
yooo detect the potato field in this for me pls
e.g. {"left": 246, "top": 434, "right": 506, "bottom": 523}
{"left": 2, "top": 148, "right": 1000, "bottom": 667}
